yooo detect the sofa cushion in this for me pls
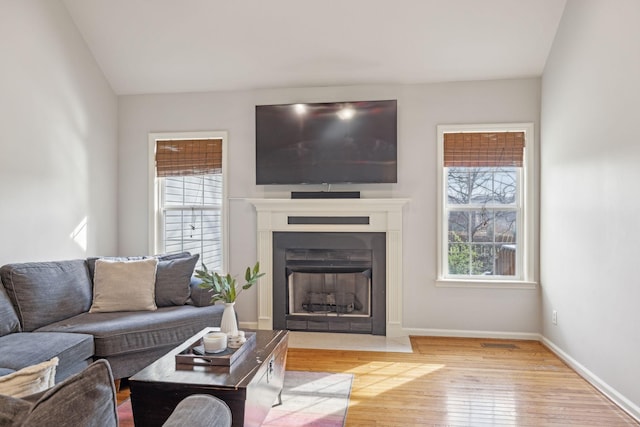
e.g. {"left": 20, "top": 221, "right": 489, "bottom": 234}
{"left": 0, "top": 358, "right": 58, "bottom": 398}
{"left": 0, "top": 332, "right": 94, "bottom": 383}
{"left": 0, "top": 285, "right": 20, "bottom": 337}
{"left": 37, "top": 304, "right": 224, "bottom": 357}
{"left": 55, "top": 359, "right": 92, "bottom": 384}
{"left": 0, "top": 368, "right": 15, "bottom": 376}
{"left": 0, "top": 360, "right": 118, "bottom": 427}
{"left": 0, "top": 260, "right": 92, "bottom": 331}
{"left": 89, "top": 258, "right": 158, "bottom": 313}
{"left": 155, "top": 254, "right": 199, "bottom": 307}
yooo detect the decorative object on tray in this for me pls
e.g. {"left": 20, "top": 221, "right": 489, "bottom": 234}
{"left": 202, "top": 331, "right": 227, "bottom": 353}
{"left": 195, "top": 262, "right": 264, "bottom": 337}
{"left": 176, "top": 331, "right": 256, "bottom": 367}
{"left": 227, "top": 330, "right": 246, "bottom": 349}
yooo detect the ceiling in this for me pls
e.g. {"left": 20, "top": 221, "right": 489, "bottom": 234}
{"left": 62, "top": 0, "right": 567, "bottom": 96}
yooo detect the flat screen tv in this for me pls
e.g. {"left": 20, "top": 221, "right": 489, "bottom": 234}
{"left": 256, "top": 100, "right": 397, "bottom": 185}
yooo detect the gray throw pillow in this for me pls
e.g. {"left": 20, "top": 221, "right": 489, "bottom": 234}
{"left": 187, "top": 276, "right": 215, "bottom": 307}
{"left": 0, "top": 286, "right": 20, "bottom": 337}
{"left": 0, "top": 260, "right": 93, "bottom": 331}
{"left": 155, "top": 254, "right": 200, "bottom": 307}
{"left": 156, "top": 251, "right": 192, "bottom": 261}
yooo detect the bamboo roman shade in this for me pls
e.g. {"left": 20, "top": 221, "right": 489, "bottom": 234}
{"left": 155, "top": 139, "right": 222, "bottom": 177}
{"left": 443, "top": 132, "right": 525, "bottom": 167}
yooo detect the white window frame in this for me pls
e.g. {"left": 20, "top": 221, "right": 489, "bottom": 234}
{"left": 148, "top": 131, "right": 229, "bottom": 273}
{"left": 436, "top": 123, "right": 536, "bottom": 289}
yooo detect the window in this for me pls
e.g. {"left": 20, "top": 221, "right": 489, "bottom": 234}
{"left": 148, "top": 132, "right": 228, "bottom": 272}
{"left": 437, "top": 124, "right": 534, "bottom": 285}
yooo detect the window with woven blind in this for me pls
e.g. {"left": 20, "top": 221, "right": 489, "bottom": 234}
{"left": 443, "top": 132, "right": 525, "bottom": 168}
{"left": 149, "top": 133, "right": 227, "bottom": 273}
{"left": 155, "top": 139, "right": 222, "bottom": 177}
{"left": 437, "top": 124, "right": 535, "bottom": 285}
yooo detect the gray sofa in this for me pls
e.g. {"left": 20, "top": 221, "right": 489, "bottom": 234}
{"left": 0, "top": 253, "right": 223, "bottom": 382}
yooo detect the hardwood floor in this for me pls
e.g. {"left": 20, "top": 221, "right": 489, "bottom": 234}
{"left": 116, "top": 378, "right": 130, "bottom": 405}
{"left": 117, "top": 336, "right": 637, "bottom": 426}
{"left": 286, "top": 336, "right": 639, "bottom": 427}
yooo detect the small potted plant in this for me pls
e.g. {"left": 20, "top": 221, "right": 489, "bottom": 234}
{"left": 195, "top": 262, "right": 264, "bottom": 336}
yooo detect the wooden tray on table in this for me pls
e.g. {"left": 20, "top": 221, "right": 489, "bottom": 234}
{"left": 175, "top": 331, "right": 256, "bottom": 368}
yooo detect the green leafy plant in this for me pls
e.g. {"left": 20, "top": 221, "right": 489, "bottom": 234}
{"left": 195, "top": 262, "right": 264, "bottom": 303}
{"left": 448, "top": 233, "right": 483, "bottom": 275}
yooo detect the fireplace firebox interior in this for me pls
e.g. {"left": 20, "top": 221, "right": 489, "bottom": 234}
{"left": 273, "top": 232, "right": 386, "bottom": 335}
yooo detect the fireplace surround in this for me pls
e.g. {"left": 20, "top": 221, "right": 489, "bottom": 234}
{"left": 248, "top": 198, "right": 408, "bottom": 337}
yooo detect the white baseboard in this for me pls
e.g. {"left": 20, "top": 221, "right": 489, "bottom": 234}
{"left": 403, "top": 327, "right": 542, "bottom": 341}
{"left": 239, "top": 321, "right": 258, "bottom": 330}
{"left": 239, "top": 325, "right": 539, "bottom": 340}
{"left": 541, "top": 336, "right": 640, "bottom": 423}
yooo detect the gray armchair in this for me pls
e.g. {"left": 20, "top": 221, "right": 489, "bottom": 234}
{"left": 163, "top": 394, "right": 232, "bottom": 427}
{"left": 0, "top": 360, "right": 231, "bottom": 427}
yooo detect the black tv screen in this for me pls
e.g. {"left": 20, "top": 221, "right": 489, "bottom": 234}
{"left": 256, "top": 100, "right": 397, "bottom": 185}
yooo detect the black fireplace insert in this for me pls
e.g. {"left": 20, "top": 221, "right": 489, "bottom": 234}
{"left": 272, "top": 232, "right": 386, "bottom": 335}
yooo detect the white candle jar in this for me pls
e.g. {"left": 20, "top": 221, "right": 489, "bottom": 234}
{"left": 202, "top": 332, "right": 227, "bottom": 353}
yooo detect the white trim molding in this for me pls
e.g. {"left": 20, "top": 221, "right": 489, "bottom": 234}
{"left": 405, "top": 328, "right": 542, "bottom": 341}
{"left": 435, "top": 279, "right": 538, "bottom": 290}
{"left": 541, "top": 337, "right": 640, "bottom": 422}
{"left": 436, "top": 122, "right": 536, "bottom": 285}
{"left": 247, "top": 198, "right": 409, "bottom": 337}
{"left": 147, "top": 131, "right": 229, "bottom": 273}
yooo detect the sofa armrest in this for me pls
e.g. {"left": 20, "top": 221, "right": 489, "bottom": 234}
{"left": 163, "top": 394, "right": 231, "bottom": 427}
{"left": 0, "top": 393, "right": 31, "bottom": 426}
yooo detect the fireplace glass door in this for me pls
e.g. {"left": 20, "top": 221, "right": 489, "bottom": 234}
{"left": 288, "top": 270, "right": 371, "bottom": 317}
{"left": 285, "top": 248, "right": 373, "bottom": 320}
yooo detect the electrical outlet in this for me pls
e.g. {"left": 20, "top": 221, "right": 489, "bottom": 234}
{"left": 552, "top": 310, "right": 557, "bottom": 325}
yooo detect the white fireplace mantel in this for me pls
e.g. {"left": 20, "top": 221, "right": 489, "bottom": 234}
{"left": 247, "top": 198, "right": 409, "bottom": 337}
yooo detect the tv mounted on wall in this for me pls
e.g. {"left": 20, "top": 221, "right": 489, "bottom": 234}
{"left": 255, "top": 100, "right": 397, "bottom": 185}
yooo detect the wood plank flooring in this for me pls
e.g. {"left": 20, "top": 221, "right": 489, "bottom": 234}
{"left": 285, "top": 336, "right": 639, "bottom": 427}
{"left": 117, "top": 336, "right": 638, "bottom": 426}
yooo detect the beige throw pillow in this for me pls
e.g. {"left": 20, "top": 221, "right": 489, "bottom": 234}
{"left": 0, "top": 357, "right": 58, "bottom": 398}
{"left": 89, "top": 258, "right": 158, "bottom": 313}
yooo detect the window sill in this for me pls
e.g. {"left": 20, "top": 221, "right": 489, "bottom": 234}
{"left": 435, "top": 279, "right": 538, "bottom": 290}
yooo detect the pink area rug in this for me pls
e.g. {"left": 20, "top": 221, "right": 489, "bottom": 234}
{"left": 118, "top": 370, "right": 352, "bottom": 427}
{"left": 263, "top": 371, "right": 352, "bottom": 427}
{"left": 117, "top": 399, "right": 134, "bottom": 427}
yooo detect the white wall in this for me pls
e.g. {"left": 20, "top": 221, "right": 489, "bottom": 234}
{"left": 119, "top": 78, "right": 541, "bottom": 334}
{"left": 541, "top": 0, "right": 640, "bottom": 417}
{"left": 0, "top": 0, "right": 118, "bottom": 263}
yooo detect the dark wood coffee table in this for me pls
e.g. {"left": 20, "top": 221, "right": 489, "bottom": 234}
{"left": 129, "top": 328, "right": 289, "bottom": 427}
